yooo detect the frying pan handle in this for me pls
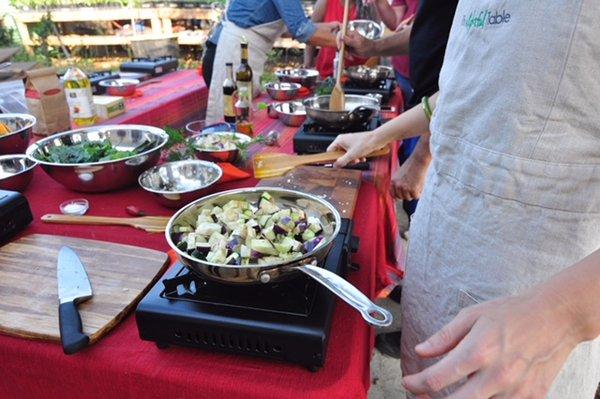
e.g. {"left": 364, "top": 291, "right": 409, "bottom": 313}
{"left": 296, "top": 263, "right": 393, "bottom": 327}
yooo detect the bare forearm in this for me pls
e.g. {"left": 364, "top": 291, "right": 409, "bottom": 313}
{"left": 307, "top": 24, "right": 338, "bottom": 48}
{"left": 410, "top": 133, "right": 433, "bottom": 166}
{"left": 373, "top": 0, "right": 403, "bottom": 30}
{"left": 373, "top": 26, "right": 411, "bottom": 56}
{"left": 304, "top": 45, "right": 316, "bottom": 67}
{"left": 540, "top": 248, "right": 600, "bottom": 342}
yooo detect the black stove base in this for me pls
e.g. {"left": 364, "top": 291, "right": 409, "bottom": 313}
{"left": 136, "top": 219, "right": 358, "bottom": 370}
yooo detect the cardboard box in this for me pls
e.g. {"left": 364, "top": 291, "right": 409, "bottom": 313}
{"left": 93, "top": 95, "right": 126, "bottom": 120}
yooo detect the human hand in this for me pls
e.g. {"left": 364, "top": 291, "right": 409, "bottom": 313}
{"left": 339, "top": 31, "right": 375, "bottom": 58}
{"left": 318, "top": 21, "right": 341, "bottom": 34}
{"left": 327, "top": 131, "right": 381, "bottom": 168}
{"left": 390, "top": 154, "right": 428, "bottom": 200}
{"left": 395, "top": 14, "right": 415, "bottom": 32}
{"left": 402, "top": 291, "right": 582, "bottom": 398}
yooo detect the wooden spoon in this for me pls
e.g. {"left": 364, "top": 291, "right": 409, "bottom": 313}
{"left": 41, "top": 214, "right": 170, "bottom": 233}
{"left": 253, "top": 146, "right": 390, "bottom": 179}
{"left": 329, "top": 0, "right": 350, "bottom": 112}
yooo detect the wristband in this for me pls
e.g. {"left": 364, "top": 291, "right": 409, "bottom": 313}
{"left": 421, "top": 96, "right": 432, "bottom": 121}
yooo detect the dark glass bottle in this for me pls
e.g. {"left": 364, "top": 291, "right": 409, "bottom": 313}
{"left": 222, "top": 62, "right": 237, "bottom": 123}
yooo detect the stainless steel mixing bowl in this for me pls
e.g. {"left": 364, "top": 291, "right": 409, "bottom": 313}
{"left": 26, "top": 125, "right": 168, "bottom": 192}
{"left": 348, "top": 20, "right": 384, "bottom": 40}
{"left": 346, "top": 65, "right": 392, "bottom": 87}
{"left": 138, "top": 159, "right": 223, "bottom": 208}
{"left": 188, "top": 131, "right": 251, "bottom": 163}
{"left": 274, "top": 101, "right": 307, "bottom": 127}
{"left": 0, "top": 113, "right": 36, "bottom": 155}
{"left": 265, "top": 82, "right": 301, "bottom": 101}
{"left": 0, "top": 154, "right": 37, "bottom": 192}
{"left": 275, "top": 68, "right": 319, "bottom": 88}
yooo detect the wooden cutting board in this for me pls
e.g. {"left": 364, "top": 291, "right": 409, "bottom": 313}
{"left": 0, "top": 234, "right": 169, "bottom": 344}
{"left": 258, "top": 166, "right": 362, "bottom": 218}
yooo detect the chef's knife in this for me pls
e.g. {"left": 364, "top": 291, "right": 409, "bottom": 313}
{"left": 57, "top": 246, "right": 93, "bottom": 354}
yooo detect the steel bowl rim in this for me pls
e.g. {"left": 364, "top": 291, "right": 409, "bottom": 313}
{"left": 25, "top": 124, "right": 169, "bottom": 167}
{"left": 265, "top": 81, "right": 302, "bottom": 92}
{"left": 138, "top": 159, "right": 223, "bottom": 195}
{"left": 165, "top": 186, "right": 342, "bottom": 269}
{"left": 98, "top": 78, "right": 140, "bottom": 87}
{"left": 275, "top": 68, "right": 319, "bottom": 79}
{"left": 188, "top": 131, "right": 252, "bottom": 154}
{"left": 274, "top": 101, "right": 306, "bottom": 116}
{"left": 303, "top": 94, "right": 381, "bottom": 113}
{"left": 0, "top": 113, "right": 37, "bottom": 139}
{"left": 0, "top": 154, "right": 37, "bottom": 180}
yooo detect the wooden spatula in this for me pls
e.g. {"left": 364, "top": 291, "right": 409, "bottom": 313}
{"left": 329, "top": 0, "right": 351, "bottom": 112}
{"left": 41, "top": 214, "right": 170, "bottom": 233}
{"left": 253, "top": 146, "right": 390, "bottom": 179}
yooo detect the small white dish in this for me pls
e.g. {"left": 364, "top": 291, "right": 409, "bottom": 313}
{"left": 59, "top": 198, "right": 89, "bottom": 216}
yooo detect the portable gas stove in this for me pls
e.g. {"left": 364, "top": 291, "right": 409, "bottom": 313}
{"left": 120, "top": 56, "right": 178, "bottom": 76}
{"left": 88, "top": 71, "right": 120, "bottom": 95}
{"left": 344, "top": 78, "right": 396, "bottom": 104}
{"left": 136, "top": 219, "right": 359, "bottom": 370}
{"left": 293, "top": 116, "right": 380, "bottom": 155}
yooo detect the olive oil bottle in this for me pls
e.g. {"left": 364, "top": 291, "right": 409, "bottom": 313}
{"left": 63, "top": 66, "right": 98, "bottom": 127}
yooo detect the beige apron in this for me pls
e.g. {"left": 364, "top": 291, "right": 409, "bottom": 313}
{"left": 205, "top": 19, "right": 286, "bottom": 125}
{"left": 401, "top": 0, "right": 600, "bottom": 397}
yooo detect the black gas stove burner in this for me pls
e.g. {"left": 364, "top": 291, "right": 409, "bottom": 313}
{"left": 120, "top": 56, "right": 178, "bottom": 76}
{"left": 293, "top": 117, "right": 380, "bottom": 155}
{"left": 136, "top": 219, "right": 359, "bottom": 370}
{"left": 344, "top": 78, "right": 396, "bottom": 104}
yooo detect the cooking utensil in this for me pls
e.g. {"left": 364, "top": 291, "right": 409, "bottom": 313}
{"left": 0, "top": 154, "right": 37, "bottom": 192}
{"left": 42, "top": 214, "right": 169, "bottom": 233}
{"left": 0, "top": 234, "right": 169, "bottom": 344}
{"left": 0, "top": 113, "right": 36, "bottom": 155}
{"left": 273, "top": 101, "right": 307, "bottom": 127}
{"left": 188, "top": 131, "right": 251, "bottom": 163}
{"left": 138, "top": 159, "right": 223, "bottom": 208}
{"left": 348, "top": 19, "right": 384, "bottom": 40}
{"left": 345, "top": 65, "right": 392, "bottom": 87}
{"left": 57, "top": 246, "right": 93, "bottom": 354}
{"left": 166, "top": 187, "right": 393, "bottom": 327}
{"left": 329, "top": 0, "right": 350, "bottom": 112}
{"left": 303, "top": 94, "right": 380, "bottom": 131}
{"left": 253, "top": 147, "right": 389, "bottom": 179}
{"left": 26, "top": 125, "right": 168, "bottom": 192}
{"left": 265, "top": 82, "right": 301, "bottom": 101}
{"left": 98, "top": 78, "right": 140, "bottom": 96}
{"left": 275, "top": 68, "right": 319, "bottom": 88}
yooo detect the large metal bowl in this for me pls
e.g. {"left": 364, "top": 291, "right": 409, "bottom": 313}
{"left": 26, "top": 125, "right": 168, "bottom": 192}
{"left": 188, "top": 131, "right": 251, "bottom": 163}
{"left": 0, "top": 113, "right": 36, "bottom": 155}
{"left": 166, "top": 187, "right": 341, "bottom": 285}
{"left": 348, "top": 20, "right": 384, "bottom": 40}
{"left": 265, "top": 81, "right": 301, "bottom": 101}
{"left": 139, "top": 159, "right": 223, "bottom": 208}
{"left": 274, "top": 101, "right": 307, "bottom": 127}
{"left": 0, "top": 154, "right": 37, "bottom": 192}
{"left": 99, "top": 78, "right": 139, "bottom": 96}
{"left": 275, "top": 68, "right": 319, "bottom": 88}
{"left": 303, "top": 94, "right": 380, "bottom": 131}
{"left": 346, "top": 65, "right": 392, "bottom": 87}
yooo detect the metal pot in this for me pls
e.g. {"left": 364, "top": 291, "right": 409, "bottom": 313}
{"left": 138, "top": 160, "right": 222, "bottom": 208}
{"left": 0, "top": 113, "right": 36, "bottom": 155}
{"left": 0, "top": 154, "right": 37, "bottom": 192}
{"left": 273, "top": 101, "right": 307, "bottom": 127}
{"left": 303, "top": 95, "right": 380, "bottom": 132}
{"left": 166, "top": 187, "right": 392, "bottom": 327}
{"left": 346, "top": 65, "right": 392, "bottom": 87}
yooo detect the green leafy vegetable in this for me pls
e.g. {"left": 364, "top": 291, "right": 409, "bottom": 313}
{"left": 38, "top": 140, "right": 139, "bottom": 163}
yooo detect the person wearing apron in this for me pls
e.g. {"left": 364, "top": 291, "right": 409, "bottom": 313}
{"left": 205, "top": 0, "right": 339, "bottom": 125}
{"left": 329, "top": 0, "right": 600, "bottom": 397}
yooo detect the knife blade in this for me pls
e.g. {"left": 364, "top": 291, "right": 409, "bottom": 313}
{"left": 57, "top": 246, "right": 93, "bottom": 354}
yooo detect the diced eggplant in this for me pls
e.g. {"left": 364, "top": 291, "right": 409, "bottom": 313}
{"left": 196, "top": 222, "right": 222, "bottom": 236}
{"left": 176, "top": 241, "right": 187, "bottom": 252}
{"left": 273, "top": 224, "right": 287, "bottom": 236}
{"left": 301, "top": 229, "right": 316, "bottom": 241}
{"left": 250, "top": 250, "right": 263, "bottom": 259}
{"left": 240, "top": 245, "right": 251, "bottom": 258}
{"left": 226, "top": 253, "right": 241, "bottom": 265}
{"left": 227, "top": 235, "right": 243, "bottom": 252}
{"left": 302, "top": 236, "right": 324, "bottom": 253}
{"left": 294, "top": 221, "right": 308, "bottom": 234}
{"left": 250, "top": 239, "right": 278, "bottom": 256}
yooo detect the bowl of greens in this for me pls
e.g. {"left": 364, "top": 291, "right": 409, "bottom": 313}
{"left": 26, "top": 125, "right": 169, "bottom": 192}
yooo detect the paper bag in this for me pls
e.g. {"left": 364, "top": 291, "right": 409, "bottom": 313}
{"left": 25, "top": 67, "right": 70, "bottom": 136}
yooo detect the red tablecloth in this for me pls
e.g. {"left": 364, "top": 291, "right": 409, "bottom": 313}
{"left": 100, "top": 69, "right": 207, "bottom": 128}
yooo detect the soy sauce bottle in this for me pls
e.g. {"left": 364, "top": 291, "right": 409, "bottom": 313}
{"left": 222, "top": 62, "right": 237, "bottom": 124}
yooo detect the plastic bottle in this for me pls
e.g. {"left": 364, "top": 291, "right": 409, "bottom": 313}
{"left": 63, "top": 66, "right": 98, "bottom": 127}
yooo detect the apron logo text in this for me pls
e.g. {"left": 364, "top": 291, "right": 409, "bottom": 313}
{"left": 463, "top": 10, "right": 511, "bottom": 30}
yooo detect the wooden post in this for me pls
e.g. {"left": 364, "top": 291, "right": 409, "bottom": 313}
{"left": 161, "top": 17, "right": 173, "bottom": 35}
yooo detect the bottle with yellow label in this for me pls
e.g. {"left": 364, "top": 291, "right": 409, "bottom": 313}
{"left": 63, "top": 66, "right": 98, "bottom": 127}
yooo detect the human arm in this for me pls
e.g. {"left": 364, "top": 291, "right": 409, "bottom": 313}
{"left": 304, "top": 0, "right": 327, "bottom": 67}
{"left": 328, "top": 92, "right": 437, "bottom": 167}
{"left": 391, "top": 134, "right": 432, "bottom": 200}
{"left": 271, "top": 0, "right": 338, "bottom": 47}
{"left": 342, "top": 24, "right": 411, "bottom": 58}
{"left": 402, "top": 248, "right": 600, "bottom": 398}
{"left": 369, "top": 0, "right": 407, "bottom": 30}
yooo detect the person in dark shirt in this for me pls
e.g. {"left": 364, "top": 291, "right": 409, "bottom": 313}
{"left": 339, "top": 0, "right": 458, "bottom": 358}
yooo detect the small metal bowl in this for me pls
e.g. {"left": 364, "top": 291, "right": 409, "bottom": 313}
{"left": 139, "top": 160, "right": 223, "bottom": 208}
{"left": 265, "top": 82, "right": 301, "bottom": 101}
{"left": 188, "top": 131, "right": 252, "bottom": 163}
{"left": 99, "top": 78, "right": 140, "bottom": 96}
{"left": 346, "top": 65, "right": 393, "bottom": 87}
{"left": 348, "top": 20, "right": 384, "bottom": 40}
{"left": 0, "top": 113, "right": 36, "bottom": 155}
{"left": 26, "top": 125, "right": 169, "bottom": 192}
{"left": 0, "top": 154, "right": 37, "bottom": 192}
{"left": 274, "top": 102, "right": 307, "bottom": 127}
{"left": 275, "top": 68, "right": 319, "bottom": 88}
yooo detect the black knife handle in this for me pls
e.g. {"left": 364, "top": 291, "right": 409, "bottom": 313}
{"left": 59, "top": 301, "right": 89, "bottom": 355}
